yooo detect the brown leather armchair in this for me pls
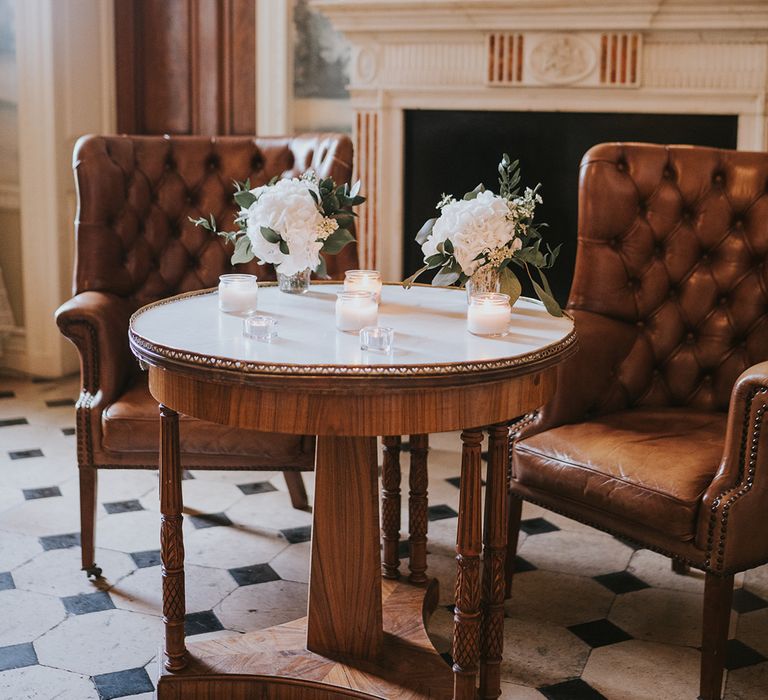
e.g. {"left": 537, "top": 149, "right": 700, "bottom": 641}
{"left": 56, "top": 133, "right": 357, "bottom": 578}
{"left": 507, "top": 142, "right": 768, "bottom": 700}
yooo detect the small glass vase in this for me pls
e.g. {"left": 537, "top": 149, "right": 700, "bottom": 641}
{"left": 465, "top": 266, "right": 501, "bottom": 302}
{"left": 277, "top": 268, "right": 311, "bottom": 295}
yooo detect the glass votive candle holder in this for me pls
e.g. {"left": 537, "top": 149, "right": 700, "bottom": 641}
{"left": 218, "top": 274, "right": 258, "bottom": 317}
{"left": 344, "top": 269, "right": 383, "bottom": 303}
{"left": 335, "top": 291, "right": 378, "bottom": 333}
{"left": 467, "top": 293, "right": 511, "bottom": 337}
{"left": 243, "top": 315, "right": 278, "bottom": 341}
{"left": 360, "top": 326, "right": 394, "bottom": 353}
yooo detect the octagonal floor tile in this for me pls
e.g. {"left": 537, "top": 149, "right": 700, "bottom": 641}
{"left": 519, "top": 529, "right": 634, "bottom": 578}
{"left": 0, "top": 532, "right": 42, "bottom": 571}
{"left": 0, "top": 664, "right": 97, "bottom": 700}
{"left": 96, "top": 510, "right": 161, "bottom": 553}
{"left": 141, "top": 478, "right": 245, "bottom": 515}
{"left": 269, "top": 542, "right": 310, "bottom": 584}
{"left": 185, "top": 522, "right": 288, "bottom": 570}
{"left": 35, "top": 608, "right": 161, "bottom": 676}
{"left": 0, "top": 589, "right": 65, "bottom": 646}
{"left": 582, "top": 639, "right": 700, "bottom": 700}
{"left": 725, "top": 660, "right": 768, "bottom": 699}
{"left": 226, "top": 490, "right": 313, "bottom": 532}
{"left": 215, "top": 580, "right": 307, "bottom": 633}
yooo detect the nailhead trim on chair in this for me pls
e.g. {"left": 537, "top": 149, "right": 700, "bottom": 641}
{"left": 705, "top": 386, "right": 767, "bottom": 571}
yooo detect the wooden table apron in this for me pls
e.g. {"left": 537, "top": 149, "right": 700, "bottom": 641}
{"left": 129, "top": 285, "right": 576, "bottom": 700}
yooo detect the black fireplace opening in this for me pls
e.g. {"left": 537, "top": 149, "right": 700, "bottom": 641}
{"left": 403, "top": 110, "right": 738, "bottom": 304}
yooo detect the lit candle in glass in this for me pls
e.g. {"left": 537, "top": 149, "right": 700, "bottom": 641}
{"left": 344, "top": 270, "right": 383, "bottom": 303}
{"left": 336, "top": 291, "right": 378, "bottom": 333}
{"left": 467, "top": 293, "right": 511, "bottom": 337}
{"left": 218, "top": 274, "right": 258, "bottom": 317}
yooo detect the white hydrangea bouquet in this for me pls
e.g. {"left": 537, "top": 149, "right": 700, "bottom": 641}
{"left": 191, "top": 171, "right": 364, "bottom": 279}
{"left": 404, "top": 154, "right": 562, "bottom": 316}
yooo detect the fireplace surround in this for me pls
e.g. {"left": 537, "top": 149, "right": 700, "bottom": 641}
{"left": 313, "top": 0, "right": 768, "bottom": 281}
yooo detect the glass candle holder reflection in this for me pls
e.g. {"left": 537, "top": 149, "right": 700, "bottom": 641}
{"left": 335, "top": 291, "right": 378, "bottom": 333}
{"left": 467, "top": 293, "right": 511, "bottom": 337}
{"left": 243, "top": 315, "right": 277, "bottom": 342}
{"left": 360, "top": 326, "right": 393, "bottom": 353}
{"left": 343, "top": 270, "right": 383, "bottom": 303}
{"left": 218, "top": 274, "right": 258, "bottom": 317}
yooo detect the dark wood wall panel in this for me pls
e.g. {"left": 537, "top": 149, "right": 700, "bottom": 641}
{"left": 115, "top": 0, "right": 256, "bottom": 135}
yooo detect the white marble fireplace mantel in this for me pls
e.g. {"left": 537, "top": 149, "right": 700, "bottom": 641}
{"left": 312, "top": 0, "right": 768, "bottom": 279}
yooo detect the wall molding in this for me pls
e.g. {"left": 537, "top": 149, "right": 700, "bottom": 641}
{"left": 256, "top": 0, "right": 293, "bottom": 135}
{"left": 0, "top": 183, "right": 20, "bottom": 210}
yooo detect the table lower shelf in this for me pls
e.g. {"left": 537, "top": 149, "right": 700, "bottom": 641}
{"left": 157, "top": 579, "right": 453, "bottom": 700}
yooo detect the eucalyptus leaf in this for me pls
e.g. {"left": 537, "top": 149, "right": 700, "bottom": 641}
{"left": 415, "top": 218, "right": 437, "bottom": 245}
{"left": 463, "top": 184, "right": 486, "bottom": 201}
{"left": 350, "top": 180, "right": 361, "bottom": 197}
{"left": 321, "top": 228, "right": 355, "bottom": 254}
{"left": 499, "top": 267, "right": 522, "bottom": 305}
{"left": 432, "top": 267, "right": 460, "bottom": 286}
{"left": 532, "top": 280, "right": 563, "bottom": 317}
{"left": 425, "top": 253, "right": 447, "bottom": 269}
{"left": 278, "top": 240, "right": 290, "bottom": 255}
{"left": 231, "top": 235, "right": 253, "bottom": 265}
{"left": 443, "top": 238, "right": 454, "bottom": 254}
{"left": 234, "top": 190, "right": 257, "bottom": 209}
{"left": 260, "top": 226, "right": 281, "bottom": 244}
{"left": 189, "top": 216, "right": 211, "bottom": 231}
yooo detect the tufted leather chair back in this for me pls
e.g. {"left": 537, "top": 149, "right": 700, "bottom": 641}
{"left": 72, "top": 134, "right": 357, "bottom": 309}
{"left": 537, "top": 143, "right": 768, "bottom": 430}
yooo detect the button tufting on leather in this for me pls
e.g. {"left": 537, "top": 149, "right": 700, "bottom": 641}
{"left": 165, "top": 156, "right": 176, "bottom": 170}
{"left": 636, "top": 321, "right": 645, "bottom": 328}
{"left": 207, "top": 154, "right": 220, "bottom": 169}
{"left": 686, "top": 331, "right": 696, "bottom": 343}
{"left": 616, "top": 160, "right": 626, "bottom": 172}
{"left": 250, "top": 155, "right": 263, "bottom": 170}
{"left": 663, "top": 166, "right": 675, "bottom": 179}
{"left": 712, "top": 172, "right": 725, "bottom": 185}
{"left": 718, "top": 296, "right": 728, "bottom": 306}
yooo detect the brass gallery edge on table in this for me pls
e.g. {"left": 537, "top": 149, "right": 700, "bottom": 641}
{"left": 128, "top": 283, "right": 577, "bottom": 699}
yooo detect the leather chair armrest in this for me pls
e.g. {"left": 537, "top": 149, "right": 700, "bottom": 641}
{"left": 697, "top": 361, "right": 768, "bottom": 572}
{"left": 55, "top": 291, "right": 135, "bottom": 407}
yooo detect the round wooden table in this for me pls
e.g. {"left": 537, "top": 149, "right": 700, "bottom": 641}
{"left": 129, "top": 282, "right": 576, "bottom": 700}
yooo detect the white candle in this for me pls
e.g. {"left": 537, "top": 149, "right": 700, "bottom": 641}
{"left": 336, "top": 291, "right": 378, "bottom": 333}
{"left": 219, "top": 274, "right": 258, "bottom": 317}
{"left": 467, "top": 293, "right": 511, "bottom": 336}
{"left": 344, "top": 269, "right": 383, "bottom": 303}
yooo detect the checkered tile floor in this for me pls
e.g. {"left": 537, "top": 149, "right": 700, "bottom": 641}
{"left": 1, "top": 374, "right": 767, "bottom": 699}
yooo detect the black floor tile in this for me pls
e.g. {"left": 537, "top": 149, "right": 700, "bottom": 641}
{"left": 39, "top": 532, "right": 81, "bottom": 551}
{"left": 593, "top": 571, "right": 650, "bottom": 595}
{"left": 190, "top": 512, "right": 233, "bottom": 529}
{"left": 0, "top": 390, "right": 15, "bottom": 399}
{"left": 229, "top": 563, "right": 281, "bottom": 587}
{"left": 567, "top": 618, "right": 633, "bottom": 648}
{"left": 520, "top": 517, "right": 560, "bottom": 535}
{"left": 0, "top": 642, "right": 37, "bottom": 672}
{"left": 185, "top": 610, "right": 225, "bottom": 636}
{"left": 182, "top": 470, "right": 195, "bottom": 480}
{"left": 280, "top": 525, "right": 312, "bottom": 544}
{"left": 539, "top": 678, "right": 608, "bottom": 700}
{"left": 428, "top": 504, "right": 458, "bottom": 521}
{"left": 0, "top": 417, "right": 28, "bottom": 427}
{"left": 9, "top": 448, "right": 43, "bottom": 460}
{"left": 445, "top": 476, "right": 461, "bottom": 488}
{"left": 22, "top": 486, "right": 62, "bottom": 500}
{"left": 130, "top": 550, "right": 162, "bottom": 569}
{"left": 725, "top": 639, "right": 766, "bottom": 670}
{"left": 237, "top": 481, "right": 278, "bottom": 495}
{"left": 103, "top": 499, "right": 144, "bottom": 514}
{"left": 61, "top": 427, "right": 76, "bottom": 436}
{"left": 0, "top": 572, "right": 14, "bottom": 591}
{"left": 613, "top": 534, "right": 644, "bottom": 551}
{"left": 62, "top": 591, "right": 115, "bottom": 615}
{"left": 45, "top": 398, "right": 76, "bottom": 407}
{"left": 511, "top": 555, "right": 537, "bottom": 573}
{"left": 480, "top": 450, "right": 489, "bottom": 462}
{"left": 398, "top": 540, "right": 411, "bottom": 559}
{"left": 732, "top": 588, "right": 768, "bottom": 613}
{"left": 440, "top": 651, "right": 453, "bottom": 667}
{"left": 93, "top": 667, "right": 154, "bottom": 700}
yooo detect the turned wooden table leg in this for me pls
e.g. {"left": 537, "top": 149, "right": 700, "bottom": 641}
{"left": 382, "top": 436, "right": 402, "bottom": 579}
{"left": 452, "top": 429, "right": 484, "bottom": 699}
{"left": 409, "top": 434, "right": 429, "bottom": 584}
{"left": 480, "top": 424, "right": 509, "bottom": 699}
{"left": 308, "top": 436, "right": 383, "bottom": 660}
{"left": 159, "top": 405, "right": 186, "bottom": 672}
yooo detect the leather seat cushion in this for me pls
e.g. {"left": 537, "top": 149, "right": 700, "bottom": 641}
{"left": 102, "top": 377, "right": 309, "bottom": 462}
{"left": 513, "top": 408, "right": 726, "bottom": 541}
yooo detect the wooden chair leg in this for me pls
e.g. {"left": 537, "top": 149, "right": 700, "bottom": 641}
{"left": 479, "top": 424, "right": 510, "bottom": 699}
{"left": 700, "top": 572, "right": 734, "bottom": 700}
{"left": 408, "top": 433, "right": 429, "bottom": 584}
{"left": 504, "top": 494, "right": 523, "bottom": 599}
{"left": 381, "top": 436, "right": 402, "bottom": 579}
{"left": 79, "top": 464, "right": 101, "bottom": 578}
{"left": 452, "top": 429, "right": 483, "bottom": 699}
{"left": 284, "top": 471, "right": 310, "bottom": 511}
{"left": 672, "top": 558, "right": 691, "bottom": 575}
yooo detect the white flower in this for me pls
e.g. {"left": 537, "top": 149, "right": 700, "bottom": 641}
{"left": 244, "top": 178, "right": 325, "bottom": 276}
{"left": 423, "top": 191, "right": 516, "bottom": 276}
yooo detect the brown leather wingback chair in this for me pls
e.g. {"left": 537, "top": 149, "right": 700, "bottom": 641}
{"left": 56, "top": 133, "right": 357, "bottom": 578}
{"left": 507, "top": 143, "right": 768, "bottom": 700}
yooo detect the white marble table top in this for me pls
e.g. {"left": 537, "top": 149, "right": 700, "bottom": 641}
{"left": 130, "top": 283, "right": 576, "bottom": 377}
